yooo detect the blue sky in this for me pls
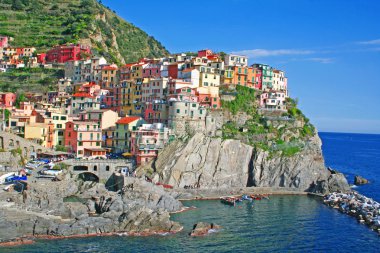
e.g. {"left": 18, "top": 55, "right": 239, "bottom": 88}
{"left": 103, "top": 0, "right": 380, "bottom": 134}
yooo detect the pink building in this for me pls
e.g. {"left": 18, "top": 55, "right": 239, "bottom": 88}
{"left": 0, "top": 36, "right": 8, "bottom": 48}
{"left": 64, "top": 121, "right": 103, "bottom": 158}
{"left": 142, "top": 63, "right": 161, "bottom": 78}
{"left": 0, "top": 92, "right": 16, "bottom": 108}
{"left": 143, "top": 101, "right": 168, "bottom": 124}
{"left": 130, "top": 123, "right": 171, "bottom": 165}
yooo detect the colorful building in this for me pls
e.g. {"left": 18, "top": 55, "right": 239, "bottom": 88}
{"left": 0, "top": 92, "right": 16, "bottom": 108}
{"left": 130, "top": 123, "right": 171, "bottom": 165}
{"left": 24, "top": 122, "right": 54, "bottom": 148}
{"left": 64, "top": 121, "right": 102, "bottom": 157}
{"left": 225, "top": 54, "right": 248, "bottom": 67}
{"left": 70, "top": 93, "right": 100, "bottom": 115}
{"left": 46, "top": 44, "right": 91, "bottom": 64}
{"left": 113, "top": 116, "right": 145, "bottom": 153}
{"left": 0, "top": 36, "right": 8, "bottom": 48}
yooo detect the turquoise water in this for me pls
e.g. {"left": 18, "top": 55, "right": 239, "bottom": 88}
{"left": 3, "top": 196, "right": 379, "bottom": 252}
{"left": 2, "top": 132, "right": 380, "bottom": 252}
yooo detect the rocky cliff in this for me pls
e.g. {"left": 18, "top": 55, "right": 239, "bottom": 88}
{"left": 140, "top": 132, "right": 349, "bottom": 194}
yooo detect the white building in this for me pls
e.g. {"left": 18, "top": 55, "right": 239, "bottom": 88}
{"left": 224, "top": 54, "right": 248, "bottom": 67}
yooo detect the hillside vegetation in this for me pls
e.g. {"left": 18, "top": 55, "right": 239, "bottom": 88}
{"left": 0, "top": 68, "right": 64, "bottom": 93}
{"left": 221, "top": 85, "right": 315, "bottom": 157}
{"left": 0, "top": 0, "right": 169, "bottom": 64}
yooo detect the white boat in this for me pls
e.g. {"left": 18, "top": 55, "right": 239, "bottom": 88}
{"left": 0, "top": 173, "right": 15, "bottom": 185}
{"left": 40, "top": 170, "right": 62, "bottom": 176}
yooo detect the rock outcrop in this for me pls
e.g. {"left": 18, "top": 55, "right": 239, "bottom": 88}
{"left": 189, "top": 222, "right": 221, "bottom": 236}
{"left": 354, "top": 175, "right": 369, "bottom": 185}
{"left": 0, "top": 173, "right": 183, "bottom": 243}
{"left": 141, "top": 132, "right": 349, "bottom": 194}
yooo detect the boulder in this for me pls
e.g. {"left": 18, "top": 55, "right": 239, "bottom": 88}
{"left": 354, "top": 175, "right": 369, "bottom": 185}
{"left": 189, "top": 222, "right": 221, "bottom": 236}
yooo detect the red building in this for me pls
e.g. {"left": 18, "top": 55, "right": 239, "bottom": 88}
{"left": 167, "top": 64, "right": 179, "bottom": 78}
{"left": 198, "top": 49, "right": 213, "bottom": 58}
{"left": 37, "top": 53, "right": 46, "bottom": 64}
{"left": 0, "top": 36, "right": 8, "bottom": 47}
{"left": 45, "top": 44, "right": 91, "bottom": 64}
{"left": 0, "top": 92, "right": 16, "bottom": 108}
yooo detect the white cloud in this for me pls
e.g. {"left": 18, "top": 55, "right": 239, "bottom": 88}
{"left": 307, "top": 57, "right": 334, "bottom": 64}
{"left": 357, "top": 39, "right": 380, "bottom": 45}
{"left": 230, "top": 49, "right": 315, "bottom": 58}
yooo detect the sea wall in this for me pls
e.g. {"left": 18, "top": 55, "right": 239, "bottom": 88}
{"left": 324, "top": 192, "right": 380, "bottom": 234}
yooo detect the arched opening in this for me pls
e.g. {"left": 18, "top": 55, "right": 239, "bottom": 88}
{"left": 23, "top": 147, "right": 28, "bottom": 156}
{"left": 73, "top": 165, "right": 88, "bottom": 171}
{"left": 15, "top": 140, "right": 20, "bottom": 148}
{"left": 93, "top": 165, "right": 97, "bottom": 171}
{"left": 106, "top": 165, "right": 110, "bottom": 171}
{"left": 0, "top": 137, "right": 4, "bottom": 149}
{"left": 9, "top": 139, "right": 14, "bottom": 147}
{"left": 78, "top": 172, "right": 99, "bottom": 183}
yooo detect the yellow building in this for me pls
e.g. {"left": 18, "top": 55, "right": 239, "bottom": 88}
{"left": 222, "top": 66, "right": 234, "bottom": 85}
{"left": 24, "top": 122, "right": 54, "bottom": 148}
{"left": 198, "top": 66, "right": 221, "bottom": 87}
{"left": 101, "top": 65, "right": 119, "bottom": 88}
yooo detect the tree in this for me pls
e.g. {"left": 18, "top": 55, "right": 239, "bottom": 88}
{"left": 15, "top": 92, "right": 26, "bottom": 108}
{"left": 11, "top": 0, "right": 24, "bottom": 10}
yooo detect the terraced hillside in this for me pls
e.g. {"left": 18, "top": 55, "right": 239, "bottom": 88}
{"left": 0, "top": 0, "right": 169, "bottom": 64}
{"left": 0, "top": 68, "right": 64, "bottom": 93}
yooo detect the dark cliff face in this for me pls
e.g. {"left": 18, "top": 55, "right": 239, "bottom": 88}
{"left": 143, "top": 132, "right": 350, "bottom": 194}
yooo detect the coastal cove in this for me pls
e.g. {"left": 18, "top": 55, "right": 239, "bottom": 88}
{"left": 1, "top": 132, "right": 379, "bottom": 252}
{"left": 2, "top": 196, "right": 379, "bottom": 253}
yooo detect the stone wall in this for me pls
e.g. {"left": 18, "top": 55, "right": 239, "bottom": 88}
{"left": 65, "top": 159, "right": 134, "bottom": 182}
{"left": 0, "top": 131, "right": 51, "bottom": 159}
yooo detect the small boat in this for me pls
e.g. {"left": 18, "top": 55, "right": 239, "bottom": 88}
{"left": 242, "top": 195, "right": 253, "bottom": 201}
{"left": 220, "top": 197, "right": 236, "bottom": 206}
{"left": 250, "top": 195, "right": 262, "bottom": 200}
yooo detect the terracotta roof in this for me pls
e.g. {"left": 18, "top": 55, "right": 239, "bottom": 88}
{"left": 116, "top": 116, "right": 141, "bottom": 124}
{"left": 102, "top": 66, "right": 118, "bottom": 70}
{"left": 72, "top": 93, "right": 94, "bottom": 98}
{"left": 182, "top": 68, "right": 195, "bottom": 73}
{"left": 122, "top": 62, "right": 137, "bottom": 68}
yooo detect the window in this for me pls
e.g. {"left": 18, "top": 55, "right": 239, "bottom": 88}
{"left": 96, "top": 142, "right": 100, "bottom": 146}
{"left": 79, "top": 133, "right": 82, "bottom": 140}
{"left": 78, "top": 141, "right": 83, "bottom": 146}
{"left": 93, "top": 166, "right": 97, "bottom": 171}
{"left": 106, "top": 166, "right": 110, "bottom": 171}
{"left": 176, "top": 109, "right": 180, "bottom": 114}
{"left": 192, "top": 103, "right": 196, "bottom": 108}
{"left": 57, "top": 124, "right": 62, "bottom": 129}
{"left": 53, "top": 116, "right": 59, "bottom": 120}
{"left": 60, "top": 116, "right": 67, "bottom": 120}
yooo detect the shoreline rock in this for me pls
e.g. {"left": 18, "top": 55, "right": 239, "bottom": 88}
{"left": 354, "top": 175, "right": 369, "bottom": 185}
{"left": 324, "top": 192, "right": 380, "bottom": 234}
{"left": 189, "top": 222, "right": 221, "bottom": 236}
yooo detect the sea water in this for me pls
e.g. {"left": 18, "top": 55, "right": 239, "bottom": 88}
{"left": 2, "top": 133, "right": 380, "bottom": 252}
